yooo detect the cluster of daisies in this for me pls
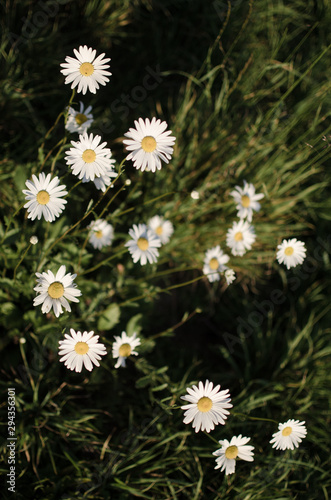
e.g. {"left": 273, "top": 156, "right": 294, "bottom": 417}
{"left": 21, "top": 45, "right": 309, "bottom": 477}
{"left": 181, "top": 380, "right": 307, "bottom": 475}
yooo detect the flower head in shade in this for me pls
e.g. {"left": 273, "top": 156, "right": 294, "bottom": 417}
{"left": 89, "top": 219, "right": 114, "bottom": 249}
{"left": 203, "top": 246, "right": 230, "bottom": 283}
{"left": 191, "top": 190, "right": 200, "bottom": 200}
{"left": 230, "top": 181, "right": 264, "bottom": 222}
{"left": 23, "top": 173, "right": 67, "bottom": 222}
{"left": 148, "top": 215, "right": 174, "bottom": 244}
{"left": 224, "top": 269, "right": 236, "bottom": 285}
{"left": 123, "top": 118, "right": 176, "bottom": 172}
{"left": 226, "top": 220, "right": 256, "bottom": 256}
{"left": 276, "top": 239, "right": 306, "bottom": 269}
{"left": 270, "top": 419, "right": 307, "bottom": 450}
{"left": 58, "top": 329, "right": 107, "bottom": 372}
{"left": 112, "top": 331, "right": 141, "bottom": 368}
{"left": 213, "top": 435, "right": 254, "bottom": 475}
{"left": 65, "top": 132, "right": 113, "bottom": 181}
{"left": 33, "top": 265, "right": 81, "bottom": 317}
{"left": 66, "top": 102, "right": 93, "bottom": 134}
{"left": 181, "top": 380, "right": 232, "bottom": 433}
{"left": 30, "top": 235, "right": 38, "bottom": 245}
{"left": 60, "top": 45, "right": 111, "bottom": 95}
{"left": 125, "top": 223, "right": 162, "bottom": 265}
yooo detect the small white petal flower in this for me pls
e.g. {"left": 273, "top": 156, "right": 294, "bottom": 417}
{"left": 60, "top": 45, "right": 111, "bottom": 95}
{"left": 123, "top": 117, "right": 176, "bottom": 172}
{"left": 88, "top": 219, "right": 114, "bottom": 249}
{"left": 148, "top": 215, "right": 174, "bottom": 244}
{"left": 230, "top": 181, "right": 264, "bottom": 222}
{"left": 112, "top": 331, "right": 141, "bottom": 368}
{"left": 203, "top": 246, "right": 230, "bottom": 283}
{"left": 66, "top": 101, "right": 93, "bottom": 134}
{"left": 58, "top": 328, "right": 107, "bottom": 372}
{"left": 276, "top": 238, "right": 306, "bottom": 269}
{"left": 224, "top": 269, "right": 236, "bottom": 285}
{"left": 65, "top": 132, "right": 113, "bottom": 181}
{"left": 29, "top": 235, "right": 38, "bottom": 245}
{"left": 213, "top": 435, "right": 254, "bottom": 475}
{"left": 125, "top": 223, "right": 162, "bottom": 265}
{"left": 33, "top": 265, "right": 82, "bottom": 318}
{"left": 226, "top": 220, "right": 256, "bottom": 256}
{"left": 270, "top": 419, "right": 307, "bottom": 450}
{"left": 181, "top": 380, "right": 232, "bottom": 433}
{"left": 23, "top": 173, "right": 67, "bottom": 222}
{"left": 190, "top": 190, "right": 200, "bottom": 200}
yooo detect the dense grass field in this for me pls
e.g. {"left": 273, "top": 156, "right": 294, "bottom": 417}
{"left": 1, "top": 0, "right": 330, "bottom": 498}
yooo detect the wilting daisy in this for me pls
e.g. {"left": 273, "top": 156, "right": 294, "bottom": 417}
{"left": 123, "top": 117, "right": 176, "bottom": 172}
{"left": 33, "top": 265, "right": 81, "bottom": 317}
{"left": 270, "top": 419, "right": 307, "bottom": 450}
{"left": 60, "top": 45, "right": 111, "bottom": 95}
{"left": 226, "top": 220, "right": 256, "bottom": 256}
{"left": 66, "top": 102, "right": 93, "bottom": 134}
{"left": 148, "top": 215, "right": 174, "bottom": 244}
{"left": 59, "top": 329, "right": 107, "bottom": 372}
{"left": 213, "top": 435, "right": 254, "bottom": 475}
{"left": 65, "top": 132, "right": 113, "bottom": 181}
{"left": 23, "top": 173, "right": 67, "bottom": 222}
{"left": 203, "top": 246, "right": 230, "bottom": 283}
{"left": 276, "top": 238, "right": 306, "bottom": 269}
{"left": 82, "top": 161, "right": 117, "bottom": 192}
{"left": 181, "top": 380, "right": 232, "bottom": 433}
{"left": 125, "top": 223, "right": 162, "bottom": 265}
{"left": 89, "top": 219, "right": 114, "bottom": 249}
{"left": 224, "top": 269, "right": 236, "bottom": 285}
{"left": 112, "top": 331, "right": 141, "bottom": 368}
{"left": 230, "top": 181, "right": 264, "bottom": 222}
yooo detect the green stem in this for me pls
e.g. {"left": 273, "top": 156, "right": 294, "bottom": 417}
{"left": 13, "top": 243, "right": 32, "bottom": 280}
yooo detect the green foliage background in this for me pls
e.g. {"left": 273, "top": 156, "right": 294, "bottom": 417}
{"left": 0, "top": 0, "right": 330, "bottom": 498}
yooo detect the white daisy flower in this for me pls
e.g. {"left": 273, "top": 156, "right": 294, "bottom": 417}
{"left": 66, "top": 101, "right": 93, "bottom": 134}
{"left": 213, "top": 435, "right": 254, "bottom": 475}
{"left": 33, "top": 265, "right": 82, "bottom": 317}
{"left": 181, "top": 380, "right": 232, "bottom": 433}
{"left": 270, "top": 419, "right": 307, "bottom": 450}
{"left": 65, "top": 132, "right": 113, "bottom": 181}
{"left": 89, "top": 219, "right": 114, "bottom": 249}
{"left": 112, "top": 331, "right": 141, "bottom": 368}
{"left": 226, "top": 220, "right": 256, "bottom": 256}
{"left": 224, "top": 269, "right": 236, "bottom": 285}
{"left": 190, "top": 190, "right": 200, "bottom": 200}
{"left": 276, "top": 238, "right": 307, "bottom": 269}
{"left": 230, "top": 181, "right": 264, "bottom": 222}
{"left": 60, "top": 45, "right": 111, "bottom": 95}
{"left": 125, "top": 223, "right": 162, "bottom": 265}
{"left": 58, "top": 328, "right": 107, "bottom": 372}
{"left": 203, "top": 246, "right": 230, "bottom": 283}
{"left": 82, "top": 161, "right": 117, "bottom": 192}
{"left": 148, "top": 215, "right": 174, "bottom": 244}
{"left": 123, "top": 117, "right": 176, "bottom": 172}
{"left": 23, "top": 173, "right": 67, "bottom": 222}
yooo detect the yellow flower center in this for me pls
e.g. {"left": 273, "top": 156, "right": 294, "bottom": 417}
{"left": 137, "top": 237, "right": 149, "bottom": 251}
{"left": 79, "top": 62, "right": 94, "bottom": 76}
{"left": 36, "top": 190, "right": 50, "bottom": 205}
{"left": 225, "top": 445, "right": 239, "bottom": 459}
{"left": 282, "top": 426, "right": 293, "bottom": 436}
{"left": 155, "top": 226, "right": 163, "bottom": 236}
{"left": 95, "top": 230, "right": 103, "bottom": 239}
{"left": 74, "top": 341, "right": 89, "bottom": 355}
{"left": 284, "top": 247, "right": 294, "bottom": 256}
{"left": 209, "top": 258, "right": 219, "bottom": 270}
{"left": 141, "top": 136, "right": 157, "bottom": 153}
{"left": 75, "top": 113, "right": 88, "bottom": 126}
{"left": 197, "top": 396, "right": 213, "bottom": 413}
{"left": 241, "top": 195, "right": 251, "bottom": 208}
{"left": 82, "top": 149, "right": 96, "bottom": 163}
{"left": 119, "top": 343, "right": 132, "bottom": 357}
{"left": 234, "top": 231, "right": 243, "bottom": 241}
{"left": 48, "top": 281, "right": 64, "bottom": 299}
